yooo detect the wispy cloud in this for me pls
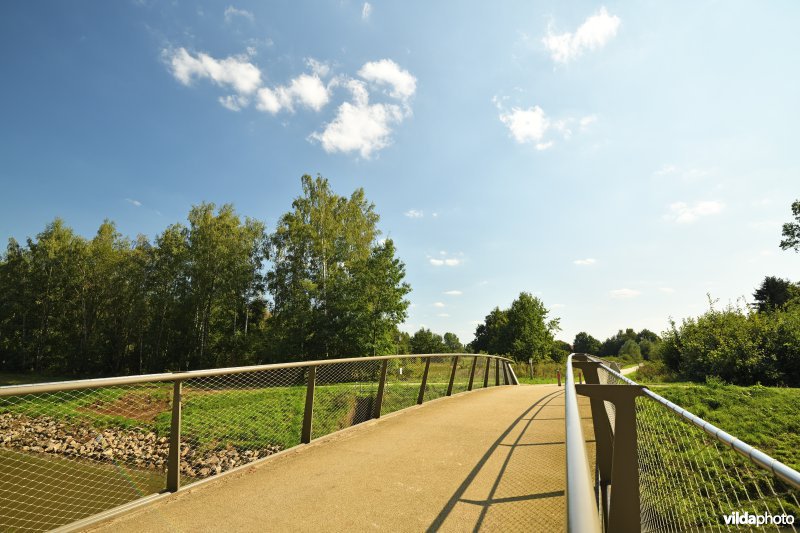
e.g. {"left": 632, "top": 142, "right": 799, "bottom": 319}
{"left": 573, "top": 258, "right": 596, "bottom": 266}
{"left": 404, "top": 209, "right": 424, "bottom": 218}
{"left": 443, "top": 290, "right": 463, "bottom": 296}
{"left": 433, "top": 302, "right": 445, "bottom": 308}
{"left": 165, "top": 47, "right": 261, "bottom": 95}
{"left": 256, "top": 73, "right": 330, "bottom": 113}
{"left": 358, "top": 59, "right": 416, "bottom": 102}
{"left": 664, "top": 201, "right": 724, "bottom": 224}
{"left": 125, "top": 198, "right": 142, "bottom": 207}
{"left": 430, "top": 258, "right": 461, "bottom": 267}
{"left": 543, "top": 7, "right": 621, "bottom": 63}
{"left": 361, "top": 2, "right": 372, "bottom": 20}
{"left": 224, "top": 6, "right": 254, "bottom": 23}
{"left": 495, "top": 97, "right": 595, "bottom": 150}
{"left": 610, "top": 288, "right": 641, "bottom": 299}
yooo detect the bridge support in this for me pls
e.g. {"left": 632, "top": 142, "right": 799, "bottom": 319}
{"left": 575, "top": 376, "right": 645, "bottom": 533}
{"left": 417, "top": 358, "right": 431, "bottom": 404}
{"left": 483, "top": 357, "right": 490, "bottom": 388}
{"left": 166, "top": 380, "right": 182, "bottom": 492}
{"left": 373, "top": 359, "right": 389, "bottom": 419}
{"left": 446, "top": 356, "right": 459, "bottom": 396}
{"left": 467, "top": 356, "right": 478, "bottom": 390}
{"left": 301, "top": 366, "right": 316, "bottom": 444}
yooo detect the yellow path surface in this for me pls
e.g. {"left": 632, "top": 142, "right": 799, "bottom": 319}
{"left": 88, "top": 385, "right": 594, "bottom": 532}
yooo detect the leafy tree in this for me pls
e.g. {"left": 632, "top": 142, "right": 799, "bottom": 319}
{"left": 752, "top": 276, "right": 799, "bottom": 313}
{"left": 618, "top": 339, "right": 642, "bottom": 360}
{"left": 410, "top": 328, "right": 445, "bottom": 354}
{"left": 599, "top": 328, "right": 637, "bottom": 357}
{"left": 442, "top": 332, "right": 464, "bottom": 353}
{"left": 470, "top": 292, "right": 559, "bottom": 361}
{"left": 573, "top": 332, "right": 601, "bottom": 354}
{"left": 780, "top": 199, "right": 800, "bottom": 252}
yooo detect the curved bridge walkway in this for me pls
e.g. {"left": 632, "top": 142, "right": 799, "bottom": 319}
{"left": 89, "top": 385, "right": 595, "bottom": 532}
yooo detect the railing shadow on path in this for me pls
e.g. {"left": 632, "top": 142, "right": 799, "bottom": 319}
{"left": 427, "top": 388, "right": 586, "bottom": 532}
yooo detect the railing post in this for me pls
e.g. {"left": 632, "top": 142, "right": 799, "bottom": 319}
{"left": 575, "top": 382, "right": 644, "bottom": 533}
{"left": 557, "top": 370, "right": 562, "bottom": 387}
{"left": 166, "top": 380, "right": 182, "bottom": 492}
{"left": 506, "top": 362, "right": 519, "bottom": 385}
{"left": 483, "top": 356, "right": 490, "bottom": 387}
{"left": 301, "top": 366, "right": 316, "bottom": 444}
{"left": 373, "top": 359, "right": 389, "bottom": 419}
{"left": 446, "top": 356, "right": 459, "bottom": 396}
{"left": 417, "top": 358, "right": 431, "bottom": 404}
{"left": 467, "top": 356, "right": 478, "bottom": 390}
{"left": 495, "top": 359, "right": 500, "bottom": 386}
{"left": 502, "top": 362, "right": 510, "bottom": 385}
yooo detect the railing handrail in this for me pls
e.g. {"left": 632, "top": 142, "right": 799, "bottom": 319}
{"left": 594, "top": 359, "right": 800, "bottom": 491}
{"left": 0, "top": 353, "right": 513, "bottom": 397}
{"left": 564, "top": 353, "right": 603, "bottom": 533}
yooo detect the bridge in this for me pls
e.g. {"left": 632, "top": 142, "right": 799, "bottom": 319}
{"left": 1, "top": 354, "right": 799, "bottom": 532}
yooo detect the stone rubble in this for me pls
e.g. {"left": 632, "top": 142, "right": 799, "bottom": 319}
{"left": 0, "top": 413, "right": 282, "bottom": 479}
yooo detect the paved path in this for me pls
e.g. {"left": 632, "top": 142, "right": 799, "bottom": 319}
{"left": 89, "top": 385, "right": 594, "bottom": 533}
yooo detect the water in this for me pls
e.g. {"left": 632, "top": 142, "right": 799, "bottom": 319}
{"left": 0, "top": 448, "right": 165, "bottom": 532}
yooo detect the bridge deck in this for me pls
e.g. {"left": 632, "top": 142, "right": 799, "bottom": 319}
{"left": 89, "top": 385, "right": 594, "bottom": 532}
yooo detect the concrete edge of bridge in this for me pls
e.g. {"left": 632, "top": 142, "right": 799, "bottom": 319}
{"left": 65, "top": 383, "right": 543, "bottom": 533}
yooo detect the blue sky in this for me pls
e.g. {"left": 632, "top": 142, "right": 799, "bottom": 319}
{"left": 1, "top": 1, "right": 799, "bottom": 345}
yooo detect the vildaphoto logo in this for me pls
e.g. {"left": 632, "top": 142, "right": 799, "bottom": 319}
{"left": 723, "top": 511, "right": 795, "bottom": 526}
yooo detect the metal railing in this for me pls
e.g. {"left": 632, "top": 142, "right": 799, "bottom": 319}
{"left": 0, "top": 353, "right": 516, "bottom": 532}
{"left": 565, "top": 353, "right": 800, "bottom": 532}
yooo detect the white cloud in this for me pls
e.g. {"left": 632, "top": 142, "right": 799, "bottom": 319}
{"left": 429, "top": 257, "right": 461, "bottom": 267}
{"left": 125, "top": 198, "right": 142, "bottom": 207}
{"left": 543, "top": 7, "right": 621, "bottom": 63}
{"left": 166, "top": 47, "right": 262, "bottom": 95}
{"left": 361, "top": 2, "right": 372, "bottom": 20}
{"left": 659, "top": 287, "right": 676, "bottom": 294}
{"left": 610, "top": 288, "right": 641, "bottom": 299}
{"left": 256, "top": 74, "right": 330, "bottom": 114}
{"left": 224, "top": 6, "right": 254, "bottom": 23}
{"left": 358, "top": 59, "right": 417, "bottom": 102}
{"left": 305, "top": 58, "right": 330, "bottom": 78}
{"left": 579, "top": 114, "right": 597, "bottom": 130}
{"left": 499, "top": 106, "right": 549, "bottom": 145}
{"left": 664, "top": 201, "right": 724, "bottom": 224}
{"left": 443, "top": 290, "right": 462, "bottom": 296}
{"left": 573, "top": 258, "right": 596, "bottom": 266}
{"left": 404, "top": 209, "right": 424, "bottom": 218}
{"left": 433, "top": 302, "right": 445, "bottom": 308}
{"left": 218, "top": 94, "right": 248, "bottom": 111}
{"left": 310, "top": 78, "right": 405, "bottom": 158}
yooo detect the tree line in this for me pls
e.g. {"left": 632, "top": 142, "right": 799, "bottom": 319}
{"left": 0, "top": 175, "right": 411, "bottom": 376}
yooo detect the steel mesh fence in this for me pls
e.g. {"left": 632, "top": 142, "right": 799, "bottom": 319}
{"left": 635, "top": 393, "right": 800, "bottom": 532}
{"left": 180, "top": 368, "right": 307, "bottom": 481}
{"left": 381, "top": 357, "right": 425, "bottom": 416}
{"left": 0, "top": 383, "right": 172, "bottom": 531}
{"left": 312, "top": 360, "right": 381, "bottom": 440}
{"left": 0, "top": 355, "right": 513, "bottom": 531}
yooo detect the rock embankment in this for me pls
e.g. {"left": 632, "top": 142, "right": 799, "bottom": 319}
{"left": 0, "top": 413, "right": 281, "bottom": 479}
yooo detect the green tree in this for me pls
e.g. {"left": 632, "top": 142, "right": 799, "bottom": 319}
{"left": 752, "top": 276, "right": 799, "bottom": 313}
{"left": 573, "top": 332, "right": 601, "bottom": 354}
{"left": 779, "top": 199, "right": 800, "bottom": 252}
{"left": 618, "top": 338, "right": 642, "bottom": 360}
{"left": 410, "top": 328, "right": 444, "bottom": 354}
{"left": 442, "top": 332, "right": 464, "bottom": 353}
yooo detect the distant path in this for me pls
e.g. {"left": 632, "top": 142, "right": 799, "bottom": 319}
{"left": 621, "top": 364, "right": 641, "bottom": 376}
{"left": 89, "top": 385, "right": 593, "bottom": 532}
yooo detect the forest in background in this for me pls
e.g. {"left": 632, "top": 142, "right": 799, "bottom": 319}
{"left": 0, "top": 175, "right": 412, "bottom": 376}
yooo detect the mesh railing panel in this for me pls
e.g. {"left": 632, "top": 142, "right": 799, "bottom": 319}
{"left": 312, "top": 360, "right": 381, "bottom": 440}
{"left": 1, "top": 355, "right": 512, "bottom": 531}
{"left": 423, "top": 356, "right": 454, "bottom": 401}
{"left": 180, "top": 368, "right": 306, "bottom": 481}
{"left": 636, "top": 394, "right": 800, "bottom": 532}
{"left": 381, "top": 357, "right": 425, "bottom": 416}
{"left": 0, "top": 383, "right": 172, "bottom": 531}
